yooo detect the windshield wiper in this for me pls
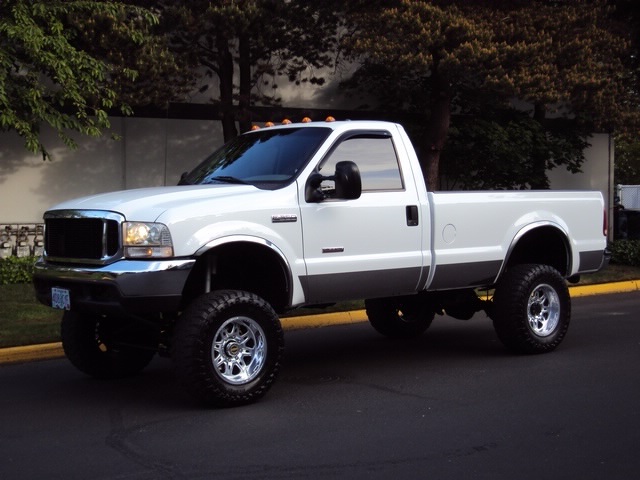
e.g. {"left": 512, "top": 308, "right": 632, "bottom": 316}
{"left": 209, "top": 176, "right": 249, "bottom": 185}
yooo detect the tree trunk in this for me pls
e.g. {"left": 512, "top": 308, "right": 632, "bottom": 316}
{"left": 420, "top": 70, "right": 451, "bottom": 191}
{"left": 530, "top": 103, "right": 549, "bottom": 189}
{"left": 238, "top": 34, "right": 252, "bottom": 134}
{"left": 217, "top": 34, "right": 237, "bottom": 142}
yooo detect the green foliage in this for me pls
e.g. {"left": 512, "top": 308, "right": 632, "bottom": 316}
{"left": 68, "top": 1, "right": 193, "bottom": 108}
{"left": 609, "top": 240, "right": 640, "bottom": 267}
{"left": 440, "top": 111, "right": 589, "bottom": 190}
{"left": 160, "top": 0, "right": 342, "bottom": 139}
{"left": 0, "top": 0, "right": 173, "bottom": 159}
{"left": 614, "top": 135, "right": 640, "bottom": 185}
{"left": 341, "top": 0, "right": 635, "bottom": 189}
{"left": 0, "top": 256, "right": 36, "bottom": 285}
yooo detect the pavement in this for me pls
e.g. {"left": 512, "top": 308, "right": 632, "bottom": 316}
{"left": 1, "top": 279, "right": 638, "bottom": 366}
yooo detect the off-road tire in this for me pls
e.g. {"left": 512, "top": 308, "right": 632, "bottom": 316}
{"left": 172, "top": 290, "right": 284, "bottom": 407}
{"left": 61, "top": 311, "right": 157, "bottom": 378}
{"left": 365, "top": 296, "right": 435, "bottom": 338}
{"left": 491, "top": 264, "right": 571, "bottom": 354}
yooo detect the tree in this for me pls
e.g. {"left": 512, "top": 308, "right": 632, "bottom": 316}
{"left": 614, "top": 135, "right": 640, "bottom": 185}
{"left": 610, "top": 0, "right": 640, "bottom": 187}
{"left": 68, "top": 0, "right": 194, "bottom": 108}
{"left": 341, "top": 0, "right": 634, "bottom": 190}
{"left": 439, "top": 110, "right": 589, "bottom": 190}
{"left": 160, "top": 0, "right": 342, "bottom": 141}
{"left": 0, "top": 0, "right": 174, "bottom": 159}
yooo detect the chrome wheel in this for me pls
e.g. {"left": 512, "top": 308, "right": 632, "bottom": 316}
{"left": 173, "top": 290, "right": 283, "bottom": 406}
{"left": 212, "top": 316, "right": 267, "bottom": 385}
{"left": 527, "top": 284, "right": 560, "bottom": 337}
{"left": 491, "top": 264, "right": 570, "bottom": 354}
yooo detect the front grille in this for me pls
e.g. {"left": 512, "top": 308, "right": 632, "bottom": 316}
{"left": 44, "top": 212, "right": 122, "bottom": 262}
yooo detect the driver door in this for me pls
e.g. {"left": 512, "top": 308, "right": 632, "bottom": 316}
{"left": 299, "top": 131, "right": 424, "bottom": 304}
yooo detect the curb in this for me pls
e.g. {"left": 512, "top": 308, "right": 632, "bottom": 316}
{"left": 2, "top": 280, "right": 638, "bottom": 366}
{"left": 567, "top": 279, "right": 640, "bottom": 297}
{"left": 0, "top": 342, "right": 64, "bottom": 365}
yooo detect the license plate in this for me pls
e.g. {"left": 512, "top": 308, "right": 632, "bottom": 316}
{"left": 51, "top": 287, "right": 71, "bottom": 310}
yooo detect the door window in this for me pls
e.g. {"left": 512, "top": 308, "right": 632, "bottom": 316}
{"left": 319, "top": 134, "right": 404, "bottom": 193}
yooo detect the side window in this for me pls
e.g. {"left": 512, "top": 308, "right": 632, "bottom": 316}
{"left": 319, "top": 134, "right": 403, "bottom": 192}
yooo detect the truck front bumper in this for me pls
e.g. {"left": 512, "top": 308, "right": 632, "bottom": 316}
{"left": 33, "top": 257, "right": 196, "bottom": 315}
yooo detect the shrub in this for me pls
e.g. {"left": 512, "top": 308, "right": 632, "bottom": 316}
{"left": 0, "top": 256, "right": 37, "bottom": 285}
{"left": 609, "top": 240, "right": 640, "bottom": 267}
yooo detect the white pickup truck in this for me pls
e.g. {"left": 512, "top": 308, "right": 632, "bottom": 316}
{"left": 33, "top": 120, "right": 608, "bottom": 406}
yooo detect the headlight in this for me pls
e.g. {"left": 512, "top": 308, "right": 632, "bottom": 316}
{"left": 123, "top": 222, "right": 174, "bottom": 258}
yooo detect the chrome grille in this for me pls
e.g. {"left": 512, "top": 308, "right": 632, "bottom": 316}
{"left": 44, "top": 211, "right": 123, "bottom": 263}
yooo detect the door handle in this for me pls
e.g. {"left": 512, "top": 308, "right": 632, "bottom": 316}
{"left": 406, "top": 205, "right": 419, "bottom": 226}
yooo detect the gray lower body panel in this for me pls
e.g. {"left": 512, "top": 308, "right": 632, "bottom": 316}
{"left": 300, "top": 260, "right": 502, "bottom": 304}
{"left": 579, "top": 250, "right": 609, "bottom": 273}
{"left": 427, "top": 260, "right": 502, "bottom": 290}
{"left": 300, "top": 267, "right": 424, "bottom": 304}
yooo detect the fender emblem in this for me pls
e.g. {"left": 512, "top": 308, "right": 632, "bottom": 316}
{"left": 322, "top": 247, "right": 344, "bottom": 254}
{"left": 272, "top": 214, "right": 298, "bottom": 223}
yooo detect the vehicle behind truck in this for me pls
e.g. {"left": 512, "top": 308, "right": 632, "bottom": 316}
{"left": 33, "top": 119, "right": 608, "bottom": 406}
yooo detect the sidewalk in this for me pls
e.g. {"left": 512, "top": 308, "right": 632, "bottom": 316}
{"left": 2, "top": 280, "right": 638, "bottom": 365}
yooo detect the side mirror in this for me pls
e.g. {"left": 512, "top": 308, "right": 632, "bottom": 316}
{"left": 178, "top": 172, "right": 189, "bottom": 185}
{"left": 305, "top": 161, "right": 362, "bottom": 203}
{"left": 305, "top": 172, "right": 327, "bottom": 202}
{"left": 334, "top": 161, "right": 362, "bottom": 200}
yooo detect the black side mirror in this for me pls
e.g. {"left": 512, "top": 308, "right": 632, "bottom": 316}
{"left": 305, "top": 172, "right": 327, "bottom": 202}
{"left": 334, "top": 161, "right": 361, "bottom": 200}
{"left": 178, "top": 172, "right": 189, "bottom": 185}
{"left": 305, "top": 161, "right": 362, "bottom": 203}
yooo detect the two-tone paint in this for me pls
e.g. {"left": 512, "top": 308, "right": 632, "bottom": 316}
{"left": 34, "top": 121, "right": 608, "bottom": 314}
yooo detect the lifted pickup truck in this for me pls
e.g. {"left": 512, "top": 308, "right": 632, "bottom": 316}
{"left": 33, "top": 120, "right": 608, "bottom": 406}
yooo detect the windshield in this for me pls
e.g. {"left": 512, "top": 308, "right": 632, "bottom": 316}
{"left": 181, "top": 127, "right": 332, "bottom": 188}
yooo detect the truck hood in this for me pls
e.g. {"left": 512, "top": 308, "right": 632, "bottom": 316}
{"left": 48, "top": 185, "right": 258, "bottom": 222}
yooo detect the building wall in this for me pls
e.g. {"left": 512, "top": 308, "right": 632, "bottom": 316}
{"left": 547, "top": 133, "right": 613, "bottom": 235}
{"left": 547, "top": 133, "right": 612, "bottom": 192}
{"left": 0, "top": 117, "right": 223, "bottom": 223}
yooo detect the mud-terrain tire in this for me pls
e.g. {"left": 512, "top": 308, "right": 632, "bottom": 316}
{"left": 61, "top": 311, "right": 156, "bottom": 378}
{"left": 172, "top": 290, "right": 284, "bottom": 407}
{"left": 365, "top": 296, "right": 435, "bottom": 338}
{"left": 491, "top": 264, "right": 571, "bottom": 354}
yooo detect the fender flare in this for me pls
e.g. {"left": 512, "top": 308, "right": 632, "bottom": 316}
{"left": 498, "top": 221, "right": 572, "bottom": 280}
{"left": 194, "top": 235, "right": 297, "bottom": 307}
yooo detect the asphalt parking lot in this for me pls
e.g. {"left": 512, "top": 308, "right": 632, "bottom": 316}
{"left": 1, "top": 289, "right": 639, "bottom": 480}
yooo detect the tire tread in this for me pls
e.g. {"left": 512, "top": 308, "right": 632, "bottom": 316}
{"left": 172, "top": 289, "right": 284, "bottom": 407}
{"left": 491, "top": 264, "right": 571, "bottom": 354}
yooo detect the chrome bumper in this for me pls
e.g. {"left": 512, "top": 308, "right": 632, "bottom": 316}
{"left": 33, "top": 257, "right": 195, "bottom": 315}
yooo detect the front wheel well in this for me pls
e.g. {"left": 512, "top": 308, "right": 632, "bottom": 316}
{"left": 181, "top": 242, "right": 291, "bottom": 313}
{"left": 504, "top": 226, "right": 570, "bottom": 277}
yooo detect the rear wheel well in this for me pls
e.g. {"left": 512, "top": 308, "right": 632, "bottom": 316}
{"left": 505, "top": 226, "right": 570, "bottom": 277}
{"left": 181, "top": 242, "right": 291, "bottom": 313}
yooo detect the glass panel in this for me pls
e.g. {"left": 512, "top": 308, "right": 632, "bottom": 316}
{"left": 183, "top": 127, "right": 332, "bottom": 187}
{"left": 320, "top": 135, "right": 403, "bottom": 192}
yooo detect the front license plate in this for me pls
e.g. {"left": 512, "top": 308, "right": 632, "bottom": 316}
{"left": 51, "top": 287, "right": 71, "bottom": 310}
